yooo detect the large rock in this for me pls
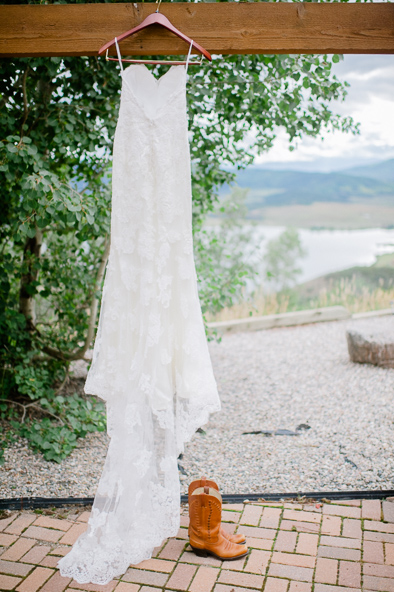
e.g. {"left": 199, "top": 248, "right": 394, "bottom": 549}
{"left": 346, "top": 327, "right": 394, "bottom": 368}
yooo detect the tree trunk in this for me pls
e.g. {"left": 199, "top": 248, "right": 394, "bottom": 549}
{"left": 19, "top": 227, "right": 42, "bottom": 330}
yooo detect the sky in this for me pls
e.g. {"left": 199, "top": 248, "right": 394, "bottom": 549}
{"left": 254, "top": 54, "right": 394, "bottom": 172}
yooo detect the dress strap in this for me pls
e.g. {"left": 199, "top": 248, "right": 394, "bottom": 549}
{"left": 114, "top": 37, "right": 124, "bottom": 74}
{"left": 185, "top": 40, "right": 194, "bottom": 75}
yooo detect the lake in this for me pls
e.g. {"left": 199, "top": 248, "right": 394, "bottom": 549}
{"left": 252, "top": 226, "right": 394, "bottom": 284}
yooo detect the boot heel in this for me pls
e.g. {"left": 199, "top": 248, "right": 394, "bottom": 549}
{"left": 190, "top": 546, "right": 207, "bottom": 557}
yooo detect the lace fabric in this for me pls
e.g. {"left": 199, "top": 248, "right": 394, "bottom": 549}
{"left": 57, "top": 62, "right": 221, "bottom": 585}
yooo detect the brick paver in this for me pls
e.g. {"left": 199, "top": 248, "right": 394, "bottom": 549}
{"left": 289, "top": 582, "right": 312, "bottom": 592}
{"left": 16, "top": 566, "right": 53, "bottom": 592}
{"left": 167, "top": 563, "right": 196, "bottom": 590}
{"left": 188, "top": 566, "right": 218, "bottom": 592}
{"left": 281, "top": 519, "right": 320, "bottom": 533}
{"left": 322, "top": 515, "right": 341, "bottom": 536}
{"left": 265, "top": 577, "right": 288, "bottom": 592}
{"left": 244, "top": 549, "right": 270, "bottom": 574}
{"left": 159, "top": 539, "right": 187, "bottom": 561}
{"left": 271, "top": 551, "right": 315, "bottom": 569}
{"left": 274, "top": 530, "right": 297, "bottom": 552}
{"left": 363, "top": 541, "right": 384, "bottom": 564}
{"left": 318, "top": 545, "right": 361, "bottom": 561}
{"left": 268, "top": 562, "right": 313, "bottom": 582}
{"left": 114, "top": 583, "right": 140, "bottom": 592}
{"left": 0, "top": 558, "right": 32, "bottom": 577}
{"left": 0, "top": 498, "right": 393, "bottom": 591}
{"left": 4, "top": 515, "right": 36, "bottom": 536}
{"left": 1, "top": 537, "right": 36, "bottom": 560}
{"left": 0, "top": 515, "right": 17, "bottom": 532}
{"left": 386, "top": 542, "right": 394, "bottom": 565}
{"left": 363, "top": 500, "right": 382, "bottom": 521}
{"left": 240, "top": 504, "right": 262, "bottom": 526}
{"left": 21, "top": 544, "right": 51, "bottom": 564}
{"left": 296, "top": 533, "right": 319, "bottom": 556}
{"left": 33, "top": 516, "right": 73, "bottom": 532}
{"left": 22, "top": 525, "right": 64, "bottom": 543}
{"left": 68, "top": 578, "right": 117, "bottom": 591}
{"left": 342, "top": 518, "right": 362, "bottom": 539}
{"left": 260, "top": 507, "right": 281, "bottom": 529}
{"left": 39, "top": 571, "right": 71, "bottom": 592}
{"left": 0, "top": 533, "right": 18, "bottom": 547}
{"left": 315, "top": 557, "right": 338, "bottom": 584}
{"left": 58, "top": 523, "right": 88, "bottom": 545}
{"left": 0, "top": 574, "right": 22, "bottom": 590}
{"left": 338, "top": 560, "right": 361, "bottom": 588}
{"left": 323, "top": 505, "right": 361, "bottom": 519}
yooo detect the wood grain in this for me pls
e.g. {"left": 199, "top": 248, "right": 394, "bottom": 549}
{"left": 0, "top": 3, "right": 393, "bottom": 58}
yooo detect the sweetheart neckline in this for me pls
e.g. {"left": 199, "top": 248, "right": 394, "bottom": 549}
{"left": 123, "top": 63, "right": 187, "bottom": 85}
{"left": 120, "top": 64, "right": 187, "bottom": 123}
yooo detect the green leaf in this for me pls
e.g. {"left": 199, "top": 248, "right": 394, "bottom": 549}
{"left": 25, "top": 226, "right": 37, "bottom": 238}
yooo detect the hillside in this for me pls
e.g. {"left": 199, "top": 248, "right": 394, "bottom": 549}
{"left": 295, "top": 265, "right": 394, "bottom": 302}
{"left": 221, "top": 159, "right": 394, "bottom": 208}
{"left": 342, "top": 159, "right": 394, "bottom": 184}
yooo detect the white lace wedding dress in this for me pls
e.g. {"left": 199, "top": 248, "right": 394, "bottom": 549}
{"left": 57, "top": 42, "right": 221, "bottom": 585}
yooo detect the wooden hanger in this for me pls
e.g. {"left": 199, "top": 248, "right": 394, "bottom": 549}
{"left": 98, "top": 0, "right": 211, "bottom": 65}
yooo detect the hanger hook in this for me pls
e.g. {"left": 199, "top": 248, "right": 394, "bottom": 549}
{"left": 155, "top": 0, "right": 162, "bottom": 13}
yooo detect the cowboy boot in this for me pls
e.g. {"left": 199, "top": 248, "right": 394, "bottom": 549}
{"left": 188, "top": 477, "right": 246, "bottom": 544}
{"left": 189, "top": 486, "right": 248, "bottom": 560}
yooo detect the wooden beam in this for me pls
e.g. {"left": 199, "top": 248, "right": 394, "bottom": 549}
{"left": 1, "top": 2, "right": 394, "bottom": 58}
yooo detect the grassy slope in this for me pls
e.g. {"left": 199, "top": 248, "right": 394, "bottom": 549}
{"left": 210, "top": 261, "right": 394, "bottom": 322}
{"left": 294, "top": 265, "right": 394, "bottom": 301}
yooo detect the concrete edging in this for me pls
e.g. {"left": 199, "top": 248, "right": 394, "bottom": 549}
{"left": 207, "top": 306, "right": 393, "bottom": 335}
{"left": 352, "top": 307, "right": 393, "bottom": 320}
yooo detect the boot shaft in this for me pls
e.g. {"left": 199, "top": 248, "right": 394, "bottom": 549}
{"left": 188, "top": 476, "right": 218, "bottom": 498}
{"left": 189, "top": 486, "right": 222, "bottom": 544}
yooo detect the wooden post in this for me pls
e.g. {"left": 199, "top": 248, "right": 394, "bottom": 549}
{"left": 1, "top": 3, "right": 393, "bottom": 58}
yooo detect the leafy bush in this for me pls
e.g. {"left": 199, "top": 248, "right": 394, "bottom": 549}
{"left": 16, "top": 394, "right": 106, "bottom": 463}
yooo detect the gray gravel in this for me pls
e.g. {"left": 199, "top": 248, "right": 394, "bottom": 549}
{"left": 1, "top": 315, "right": 393, "bottom": 498}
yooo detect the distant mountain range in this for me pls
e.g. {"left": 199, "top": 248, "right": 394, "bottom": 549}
{"left": 342, "top": 159, "right": 394, "bottom": 184}
{"left": 220, "top": 159, "right": 394, "bottom": 208}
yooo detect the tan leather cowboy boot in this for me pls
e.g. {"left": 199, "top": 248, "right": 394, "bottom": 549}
{"left": 188, "top": 477, "right": 246, "bottom": 544}
{"left": 189, "top": 486, "right": 248, "bottom": 560}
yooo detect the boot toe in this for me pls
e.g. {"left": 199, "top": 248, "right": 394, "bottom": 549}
{"left": 231, "top": 533, "right": 247, "bottom": 544}
{"left": 219, "top": 538, "right": 249, "bottom": 560}
{"left": 221, "top": 527, "right": 246, "bottom": 545}
{"left": 233, "top": 543, "right": 248, "bottom": 558}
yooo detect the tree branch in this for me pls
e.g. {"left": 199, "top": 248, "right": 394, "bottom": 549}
{"left": 2, "top": 399, "right": 65, "bottom": 426}
{"left": 54, "top": 369, "right": 69, "bottom": 395}
{"left": 80, "top": 235, "right": 110, "bottom": 358}
{"left": 20, "top": 66, "right": 30, "bottom": 136}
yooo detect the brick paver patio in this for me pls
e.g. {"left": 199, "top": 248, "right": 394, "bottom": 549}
{"left": 1, "top": 498, "right": 394, "bottom": 591}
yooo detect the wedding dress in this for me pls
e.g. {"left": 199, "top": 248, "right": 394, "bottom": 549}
{"left": 58, "top": 41, "right": 221, "bottom": 585}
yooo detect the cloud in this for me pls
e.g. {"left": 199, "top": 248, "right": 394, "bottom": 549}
{"left": 255, "top": 54, "right": 394, "bottom": 168}
{"left": 335, "top": 59, "right": 394, "bottom": 107}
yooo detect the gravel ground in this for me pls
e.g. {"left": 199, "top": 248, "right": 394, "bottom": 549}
{"left": 1, "top": 315, "right": 393, "bottom": 498}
